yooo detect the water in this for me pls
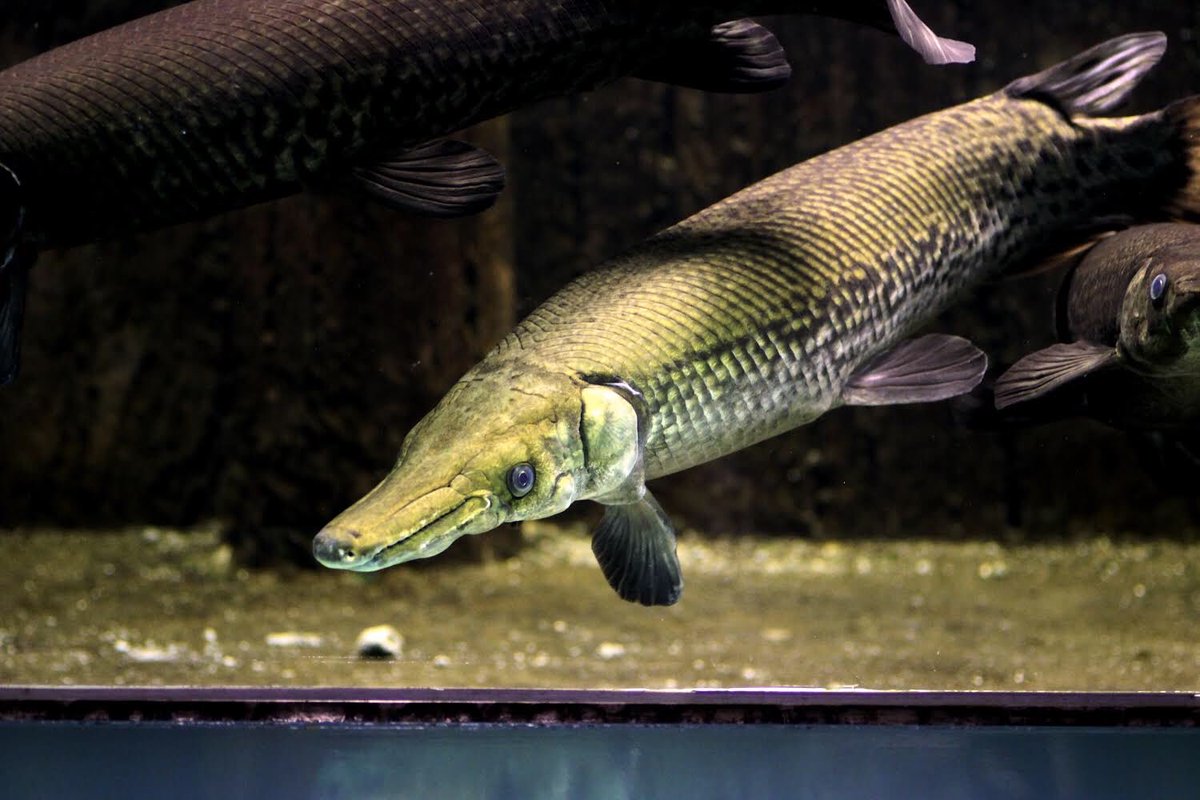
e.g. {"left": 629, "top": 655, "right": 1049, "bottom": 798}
{"left": 3, "top": 721, "right": 1199, "bottom": 800}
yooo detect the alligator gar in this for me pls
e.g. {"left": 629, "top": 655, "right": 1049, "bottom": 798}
{"left": 0, "top": 0, "right": 972, "bottom": 383}
{"left": 314, "top": 32, "right": 1200, "bottom": 606}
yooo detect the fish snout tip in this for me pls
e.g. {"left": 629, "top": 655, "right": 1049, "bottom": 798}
{"left": 312, "top": 525, "right": 368, "bottom": 569}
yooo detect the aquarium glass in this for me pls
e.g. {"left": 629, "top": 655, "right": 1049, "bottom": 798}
{"left": 1, "top": 0, "right": 1199, "bottom": 696}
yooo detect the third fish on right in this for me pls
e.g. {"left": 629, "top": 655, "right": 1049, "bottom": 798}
{"left": 995, "top": 223, "right": 1200, "bottom": 452}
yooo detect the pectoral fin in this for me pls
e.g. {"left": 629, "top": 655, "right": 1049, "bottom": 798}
{"left": 349, "top": 140, "right": 505, "bottom": 218}
{"left": 591, "top": 491, "right": 682, "bottom": 607}
{"left": 994, "top": 342, "right": 1119, "bottom": 410}
{"left": 635, "top": 19, "right": 791, "bottom": 93}
{"left": 843, "top": 334, "right": 987, "bottom": 406}
{"left": 0, "top": 245, "right": 32, "bottom": 386}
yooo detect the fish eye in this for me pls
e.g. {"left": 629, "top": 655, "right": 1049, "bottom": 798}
{"left": 1149, "top": 272, "right": 1168, "bottom": 307}
{"left": 506, "top": 463, "right": 535, "bottom": 498}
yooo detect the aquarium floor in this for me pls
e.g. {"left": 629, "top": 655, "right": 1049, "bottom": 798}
{"left": 2, "top": 522, "right": 1198, "bottom": 691}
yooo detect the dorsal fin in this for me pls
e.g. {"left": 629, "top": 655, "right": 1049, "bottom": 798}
{"left": 1005, "top": 32, "right": 1166, "bottom": 116}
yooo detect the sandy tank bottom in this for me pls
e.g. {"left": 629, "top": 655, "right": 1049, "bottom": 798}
{"left": 1, "top": 521, "right": 1199, "bottom": 690}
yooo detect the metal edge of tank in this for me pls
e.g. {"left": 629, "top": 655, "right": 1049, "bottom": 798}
{"left": 0, "top": 686, "right": 1198, "bottom": 726}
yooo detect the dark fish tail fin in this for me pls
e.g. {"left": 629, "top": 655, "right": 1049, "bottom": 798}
{"left": 1005, "top": 32, "right": 1166, "bottom": 116}
{"left": 1164, "top": 95, "right": 1200, "bottom": 221}
{"left": 883, "top": 0, "right": 974, "bottom": 66}
{"left": 753, "top": 0, "right": 973, "bottom": 65}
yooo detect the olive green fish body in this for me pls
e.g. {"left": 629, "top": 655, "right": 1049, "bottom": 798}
{"left": 317, "top": 33, "right": 1200, "bottom": 605}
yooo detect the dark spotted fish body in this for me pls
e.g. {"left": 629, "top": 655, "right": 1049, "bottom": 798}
{"left": 314, "top": 34, "right": 1200, "bottom": 606}
{"left": 0, "top": 0, "right": 972, "bottom": 382}
{"left": 0, "top": 0, "right": 733, "bottom": 245}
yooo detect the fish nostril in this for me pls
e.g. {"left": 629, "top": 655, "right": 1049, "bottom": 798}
{"left": 312, "top": 528, "right": 362, "bottom": 565}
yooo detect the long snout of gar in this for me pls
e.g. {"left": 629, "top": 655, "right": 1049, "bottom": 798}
{"left": 312, "top": 480, "right": 492, "bottom": 572}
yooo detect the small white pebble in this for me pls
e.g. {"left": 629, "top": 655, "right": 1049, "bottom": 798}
{"left": 978, "top": 560, "right": 1009, "bottom": 580}
{"left": 432, "top": 654, "right": 452, "bottom": 668}
{"left": 595, "top": 642, "right": 626, "bottom": 660}
{"left": 761, "top": 628, "right": 792, "bottom": 643}
{"left": 356, "top": 625, "right": 403, "bottom": 659}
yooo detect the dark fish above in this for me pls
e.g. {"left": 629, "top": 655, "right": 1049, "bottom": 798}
{"left": 0, "top": 0, "right": 973, "bottom": 384}
{"left": 994, "top": 223, "right": 1200, "bottom": 432}
{"left": 313, "top": 33, "right": 1200, "bottom": 605}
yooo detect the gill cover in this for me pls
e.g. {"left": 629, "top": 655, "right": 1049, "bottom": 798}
{"left": 579, "top": 384, "right": 641, "bottom": 499}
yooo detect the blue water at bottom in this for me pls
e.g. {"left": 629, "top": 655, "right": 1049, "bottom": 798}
{"left": 2, "top": 721, "right": 1198, "bottom": 800}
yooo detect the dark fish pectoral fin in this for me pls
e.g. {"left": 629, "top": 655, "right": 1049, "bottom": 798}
{"left": 0, "top": 246, "right": 32, "bottom": 386}
{"left": 349, "top": 140, "right": 505, "bottom": 218}
{"left": 634, "top": 20, "right": 791, "bottom": 94}
{"left": 591, "top": 491, "right": 683, "bottom": 607}
{"left": 993, "top": 342, "right": 1119, "bottom": 410}
{"left": 842, "top": 333, "right": 987, "bottom": 406}
{"left": 885, "top": 0, "right": 975, "bottom": 65}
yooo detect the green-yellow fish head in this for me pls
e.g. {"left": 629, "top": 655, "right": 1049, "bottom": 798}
{"left": 312, "top": 366, "right": 641, "bottom": 572}
{"left": 1119, "top": 248, "right": 1200, "bottom": 376}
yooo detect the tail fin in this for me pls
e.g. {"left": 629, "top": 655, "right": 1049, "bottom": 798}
{"left": 1164, "top": 96, "right": 1200, "bottom": 221}
{"left": 1005, "top": 32, "right": 1166, "bottom": 116}
{"left": 885, "top": 0, "right": 974, "bottom": 65}
{"left": 790, "top": 0, "right": 973, "bottom": 65}
{"left": 1002, "top": 32, "right": 1200, "bottom": 221}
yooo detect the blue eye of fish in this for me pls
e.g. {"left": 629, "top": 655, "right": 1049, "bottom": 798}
{"left": 1150, "top": 273, "right": 1168, "bottom": 306}
{"left": 506, "top": 463, "right": 535, "bottom": 497}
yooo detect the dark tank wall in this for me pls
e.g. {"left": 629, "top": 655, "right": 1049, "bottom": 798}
{"left": 0, "top": 1, "right": 1196, "bottom": 560}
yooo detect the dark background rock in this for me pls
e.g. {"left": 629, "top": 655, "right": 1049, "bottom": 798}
{"left": 0, "top": 1, "right": 1197, "bottom": 561}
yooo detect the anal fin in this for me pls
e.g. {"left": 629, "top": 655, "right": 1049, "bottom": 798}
{"left": 994, "top": 341, "right": 1119, "bottom": 410}
{"left": 635, "top": 19, "right": 791, "bottom": 94}
{"left": 591, "top": 491, "right": 683, "bottom": 607}
{"left": 349, "top": 139, "right": 505, "bottom": 218}
{"left": 843, "top": 333, "right": 987, "bottom": 406}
